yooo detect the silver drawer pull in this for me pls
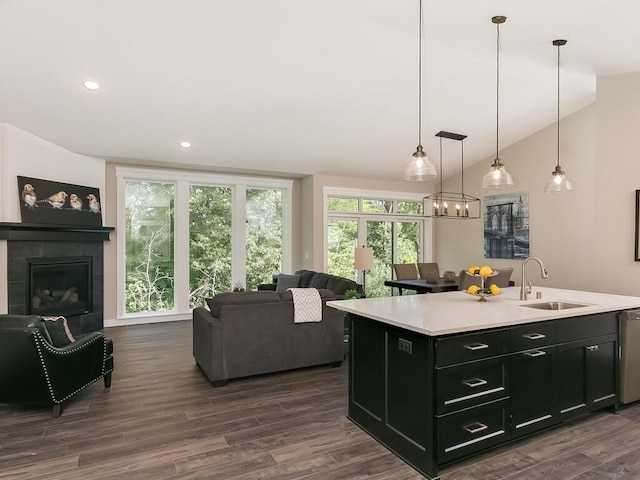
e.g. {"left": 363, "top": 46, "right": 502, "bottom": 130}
{"left": 463, "top": 422, "right": 488, "bottom": 434}
{"left": 586, "top": 345, "right": 599, "bottom": 352}
{"left": 522, "top": 333, "right": 546, "bottom": 340}
{"left": 463, "top": 378, "right": 488, "bottom": 388}
{"left": 524, "top": 350, "right": 546, "bottom": 357}
{"left": 464, "top": 343, "right": 489, "bottom": 351}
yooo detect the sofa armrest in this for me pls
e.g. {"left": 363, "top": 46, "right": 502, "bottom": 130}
{"left": 36, "top": 331, "right": 108, "bottom": 403}
{"left": 192, "top": 307, "right": 225, "bottom": 383}
{"left": 257, "top": 283, "right": 276, "bottom": 291}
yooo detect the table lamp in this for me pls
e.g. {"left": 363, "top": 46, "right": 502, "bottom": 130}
{"left": 354, "top": 246, "right": 374, "bottom": 297}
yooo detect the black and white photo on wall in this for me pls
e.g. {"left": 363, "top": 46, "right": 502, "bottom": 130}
{"left": 17, "top": 176, "right": 102, "bottom": 226}
{"left": 484, "top": 192, "right": 530, "bottom": 259}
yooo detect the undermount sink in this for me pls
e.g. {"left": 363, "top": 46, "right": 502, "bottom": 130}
{"left": 520, "top": 301, "right": 590, "bottom": 310}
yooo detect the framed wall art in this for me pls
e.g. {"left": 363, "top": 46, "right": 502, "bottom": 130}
{"left": 17, "top": 176, "right": 103, "bottom": 226}
{"left": 484, "top": 192, "right": 530, "bottom": 259}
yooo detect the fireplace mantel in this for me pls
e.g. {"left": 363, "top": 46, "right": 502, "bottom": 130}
{"left": 0, "top": 222, "right": 114, "bottom": 242}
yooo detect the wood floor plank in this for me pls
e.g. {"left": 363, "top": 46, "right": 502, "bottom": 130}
{"left": 571, "top": 446, "right": 640, "bottom": 480}
{"left": 2, "top": 319, "right": 640, "bottom": 480}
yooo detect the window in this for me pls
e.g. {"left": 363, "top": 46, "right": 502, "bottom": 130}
{"left": 189, "top": 185, "right": 232, "bottom": 308}
{"left": 117, "top": 167, "right": 292, "bottom": 321}
{"left": 124, "top": 180, "right": 175, "bottom": 313}
{"left": 246, "top": 188, "right": 283, "bottom": 291}
{"left": 325, "top": 192, "right": 431, "bottom": 298}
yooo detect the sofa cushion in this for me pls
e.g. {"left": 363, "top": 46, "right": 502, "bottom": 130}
{"left": 41, "top": 316, "right": 75, "bottom": 347}
{"left": 275, "top": 273, "right": 300, "bottom": 292}
{"left": 308, "top": 272, "right": 331, "bottom": 289}
{"left": 278, "top": 288, "right": 336, "bottom": 302}
{"left": 206, "top": 291, "right": 281, "bottom": 318}
{"left": 295, "top": 269, "right": 315, "bottom": 288}
{"left": 326, "top": 276, "right": 359, "bottom": 297}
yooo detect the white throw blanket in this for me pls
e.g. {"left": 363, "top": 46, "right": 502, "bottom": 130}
{"left": 288, "top": 288, "right": 322, "bottom": 323}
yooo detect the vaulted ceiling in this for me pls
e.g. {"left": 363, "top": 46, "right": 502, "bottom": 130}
{"left": 2, "top": 0, "right": 639, "bottom": 181}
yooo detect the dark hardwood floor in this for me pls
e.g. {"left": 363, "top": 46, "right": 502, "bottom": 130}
{"left": 2, "top": 320, "right": 640, "bottom": 479}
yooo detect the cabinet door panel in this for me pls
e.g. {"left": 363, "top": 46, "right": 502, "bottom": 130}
{"left": 510, "top": 346, "right": 557, "bottom": 437}
{"left": 436, "top": 329, "right": 509, "bottom": 367}
{"left": 387, "top": 328, "right": 430, "bottom": 448}
{"left": 588, "top": 334, "right": 618, "bottom": 410}
{"left": 437, "top": 398, "right": 509, "bottom": 464}
{"left": 556, "top": 339, "right": 590, "bottom": 420}
{"left": 510, "top": 321, "right": 557, "bottom": 351}
{"left": 351, "top": 316, "right": 386, "bottom": 421}
{"left": 436, "top": 357, "right": 508, "bottom": 415}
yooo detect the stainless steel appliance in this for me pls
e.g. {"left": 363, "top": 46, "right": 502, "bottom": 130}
{"left": 620, "top": 309, "right": 640, "bottom": 403}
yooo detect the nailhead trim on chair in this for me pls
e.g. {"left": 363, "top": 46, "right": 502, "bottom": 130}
{"left": 33, "top": 331, "right": 113, "bottom": 405}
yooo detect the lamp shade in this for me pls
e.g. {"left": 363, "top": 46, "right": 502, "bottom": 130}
{"left": 481, "top": 160, "right": 514, "bottom": 188}
{"left": 354, "top": 247, "right": 374, "bottom": 271}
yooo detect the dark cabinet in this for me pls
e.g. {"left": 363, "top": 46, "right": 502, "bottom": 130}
{"left": 347, "top": 310, "right": 621, "bottom": 480}
{"left": 556, "top": 334, "right": 618, "bottom": 421}
{"left": 350, "top": 316, "right": 386, "bottom": 421}
{"left": 510, "top": 346, "right": 556, "bottom": 437}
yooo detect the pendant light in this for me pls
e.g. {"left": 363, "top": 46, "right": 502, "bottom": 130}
{"left": 424, "top": 131, "right": 480, "bottom": 219}
{"left": 404, "top": 0, "right": 437, "bottom": 181}
{"left": 482, "top": 16, "right": 514, "bottom": 189}
{"left": 544, "top": 39, "right": 574, "bottom": 194}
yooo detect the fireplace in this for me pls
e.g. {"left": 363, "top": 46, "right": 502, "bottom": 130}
{"left": 28, "top": 257, "right": 92, "bottom": 317}
{"left": 1, "top": 222, "right": 113, "bottom": 335}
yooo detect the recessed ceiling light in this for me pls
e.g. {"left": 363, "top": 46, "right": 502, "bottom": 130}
{"left": 179, "top": 141, "right": 191, "bottom": 149}
{"left": 83, "top": 80, "right": 100, "bottom": 91}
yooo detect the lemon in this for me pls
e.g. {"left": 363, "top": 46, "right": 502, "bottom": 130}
{"left": 467, "top": 285, "right": 480, "bottom": 295}
{"left": 468, "top": 265, "right": 480, "bottom": 275}
{"left": 490, "top": 284, "right": 501, "bottom": 296}
{"left": 479, "top": 265, "right": 493, "bottom": 276}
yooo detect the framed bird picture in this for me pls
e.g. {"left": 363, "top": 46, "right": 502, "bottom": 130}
{"left": 17, "top": 176, "right": 103, "bottom": 226}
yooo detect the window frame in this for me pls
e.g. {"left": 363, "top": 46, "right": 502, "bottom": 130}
{"left": 116, "top": 166, "right": 292, "bottom": 324}
{"left": 323, "top": 187, "right": 433, "bottom": 284}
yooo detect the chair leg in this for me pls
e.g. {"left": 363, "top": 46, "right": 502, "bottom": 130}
{"left": 52, "top": 403, "right": 63, "bottom": 418}
{"left": 104, "top": 371, "right": 112, "bottom": 389}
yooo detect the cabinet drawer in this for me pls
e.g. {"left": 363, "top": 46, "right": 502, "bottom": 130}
{"left": 557, "top": 312, "right": 618, "bottom": 343}
{"left": 510, "top": 320, "right": 557, "bottom": 352}
{"left": 436, "top": 329, "right": 509, "bottom": 367}
{"left": 436, "top": 357, "right": 508, "bottom": 414}
{"left": 437, "top": 398, "right": 509, "bottom": 464}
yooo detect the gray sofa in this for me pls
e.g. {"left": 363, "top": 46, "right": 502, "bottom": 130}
{"left": 258, "top": 269, "right": 363, "bottom": 299}
{"left": 193, "top": 289, "right": 344, "bottom": 386}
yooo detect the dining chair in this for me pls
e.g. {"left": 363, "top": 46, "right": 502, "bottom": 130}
{"left": 417, "top": 262, "right": 440, "bottom": 280}
{"left": 488, "top": 267, "right": 514, "bottom": 288}
{"left": 458, "top": 270, "right": 482, "bottom": 291}
{"left": 393, "top": 263, "right": 418, "bottom": 280}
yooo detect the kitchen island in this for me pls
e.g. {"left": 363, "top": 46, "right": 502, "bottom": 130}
{"left": 328, "top": 287, "right": 640, "bottom": 479}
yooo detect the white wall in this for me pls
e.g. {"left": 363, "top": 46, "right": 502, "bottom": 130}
{"left": 0, "top": 123, "right": 107, "bottom": 314}
{"left": 594, "top": 72, "right": 640, "bottom": 296}
{"left": 437, "top": 72, "right": 640, "bottom": 297}
{"left": 436, "top": 103, "right": 597, "bottom": 291}
{"left": 0, "top": 124, "right": 107, "bottom": 223}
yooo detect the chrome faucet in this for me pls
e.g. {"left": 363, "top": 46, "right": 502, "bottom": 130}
{"left": 520, "top": 257, "right": 549, "bottom": 300}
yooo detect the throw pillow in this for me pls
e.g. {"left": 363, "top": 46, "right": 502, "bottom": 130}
{"left": 41, "top": 316, "right": 76, "bottom": 347}
{"left": 276, "top": 273, "right": 301, "bottom": 292}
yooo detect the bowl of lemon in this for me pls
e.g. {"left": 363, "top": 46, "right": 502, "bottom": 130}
{"left": 465, "top": 265, "right": 501, "bottom": 302}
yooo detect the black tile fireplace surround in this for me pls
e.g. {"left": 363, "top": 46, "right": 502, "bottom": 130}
{"left": 1, "top": 223, "right": 113, "bottom": 335}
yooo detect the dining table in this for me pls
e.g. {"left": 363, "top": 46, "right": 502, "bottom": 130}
{"left": 383, "top": 277, "right": 460, "bottom": 295}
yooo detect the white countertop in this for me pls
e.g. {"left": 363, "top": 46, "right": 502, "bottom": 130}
{"left": 327, "top": 287, "right": 640, "bottom": 336}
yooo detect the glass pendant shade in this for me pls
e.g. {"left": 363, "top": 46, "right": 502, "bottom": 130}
{"left": 544, "top": 165, "right": 574, "bottom": 193}
{"left": 545, "top": 39, "right": 574, "bottom": 194}
{"left": 483, "top": 16, "right": 514, "bottom": 189}
{"left": 404, "top": 145, "right": 437, "bottom": 181}
{"left": 481, "top": 158, "right": 513, "bottom": 188}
